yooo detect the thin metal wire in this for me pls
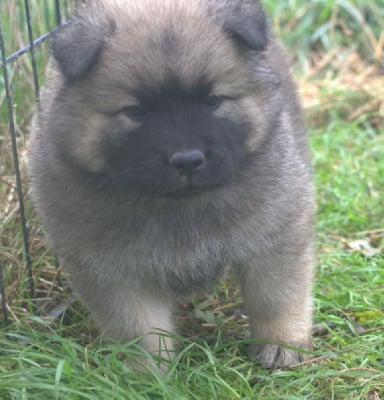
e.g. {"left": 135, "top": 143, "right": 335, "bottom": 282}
{"left": 55, "top": 0, "right": 62, "bottom": 25}
{"left": 0, "top": 262, "right": 9, "bottom": 326}
{"left": 0, "top": 32, "right": 51, "bottom": 69}
{"left": 0, "top": 20, "right": 35, "bottom": 300}
{"left": 24, "top": 0, "right": 40, "bottom": 99}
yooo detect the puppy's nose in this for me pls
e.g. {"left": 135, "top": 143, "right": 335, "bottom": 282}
{"left": 169, "top": 150, "right": 205, "bottom": 174}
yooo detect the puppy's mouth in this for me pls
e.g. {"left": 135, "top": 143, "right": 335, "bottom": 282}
{"left": 167, "top": 186, "right": 204, "bottom": 198}
{"left": 165, "top": 176, "right": 206, "bottom": 198}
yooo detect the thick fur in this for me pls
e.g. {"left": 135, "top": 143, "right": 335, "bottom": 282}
{"left": 29, "top": 0, "right": 315, "bottom": 369}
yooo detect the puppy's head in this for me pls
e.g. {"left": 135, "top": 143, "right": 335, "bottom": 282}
{"left": 46, "top": 0, "right": 283, "bottom": 197}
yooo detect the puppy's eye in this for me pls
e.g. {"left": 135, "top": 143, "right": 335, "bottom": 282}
{"left": 204, "top": 95, "right": 223, "bottom": 110}
{"left": 122, "top": 105, "right": 147, "bottom": 120}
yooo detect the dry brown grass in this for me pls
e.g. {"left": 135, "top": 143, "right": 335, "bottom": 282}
{"left": 300, "top": 50, "right": 384, "bottom": 128}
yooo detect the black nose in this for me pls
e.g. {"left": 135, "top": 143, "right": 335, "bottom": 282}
{"left": 169, "top": 150, "right": 205, "bottom": 174}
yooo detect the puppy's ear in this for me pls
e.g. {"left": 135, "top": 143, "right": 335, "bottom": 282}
{"left": 213, "top": 0, "right": 269, "bottom": 51}
{"left": 51, "top": 17, "right": 114, "bottom": 82}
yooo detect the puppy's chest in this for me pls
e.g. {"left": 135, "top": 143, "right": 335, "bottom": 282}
{"left": 82, "top": 208, "right": 251, "bottom": 290}
{"left": 113, "top": 213, "right": 234, "bottom": 268}
{"left": 80, "top": 214, "right": 233, "bottom": 294}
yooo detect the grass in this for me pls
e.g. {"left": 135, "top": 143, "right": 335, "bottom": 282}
{"left": 1, "top": 0, "right": 384, "bottom": 399}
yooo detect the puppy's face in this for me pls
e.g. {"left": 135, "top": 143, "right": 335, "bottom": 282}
{"left": 100, "top": 86, "right": 250, "bottom": 197}
{"left": 48, "top": 0, "right": 279, "bottom": 197}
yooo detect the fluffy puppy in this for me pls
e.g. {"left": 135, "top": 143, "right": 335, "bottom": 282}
{"left": 29, "top": 0, "right": 315, "bottom": 369}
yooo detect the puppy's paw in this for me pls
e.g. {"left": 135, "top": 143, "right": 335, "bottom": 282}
{"left": 251, "top": 342, "right": 309, "bottom": 369}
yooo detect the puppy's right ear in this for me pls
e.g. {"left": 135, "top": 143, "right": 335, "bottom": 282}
{"left": 209, "top": 0, "right": 269, "bottom": 52}
{"left": 51, "top": 17, "right": 114, "bottom": 82}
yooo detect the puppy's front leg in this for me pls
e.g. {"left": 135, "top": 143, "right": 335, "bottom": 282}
{"left": 74, "top": 279, "right": 175, "bottom": 366}
{"left": 238, "top": 245, "right": 314, "bottom": 369}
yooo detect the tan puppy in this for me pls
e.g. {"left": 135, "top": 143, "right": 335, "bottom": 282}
{"left": 29, "top": 0, "right": 315, "bottom": 369}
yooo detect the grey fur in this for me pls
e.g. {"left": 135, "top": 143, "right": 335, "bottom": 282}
{"left": 29, "top": 0, "right": 315, "bottom": 369}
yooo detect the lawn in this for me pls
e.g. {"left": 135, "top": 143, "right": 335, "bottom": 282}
{"left": 0, "top": 1, "right": 383, "bottom": 399}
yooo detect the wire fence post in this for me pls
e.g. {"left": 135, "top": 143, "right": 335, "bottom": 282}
{"left": 0, "top": 19, "right": 35, "bottom": 307}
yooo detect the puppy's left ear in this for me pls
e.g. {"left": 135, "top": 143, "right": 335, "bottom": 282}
{"left": 51, "top": 16, "right": 115, "bottom": 82}
{"left": 213, "top": 0, "right": 269, "bottom": 51}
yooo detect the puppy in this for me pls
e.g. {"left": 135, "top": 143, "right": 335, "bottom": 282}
{"left": 29, "top": 0, "right": 315, "bottom": 369}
